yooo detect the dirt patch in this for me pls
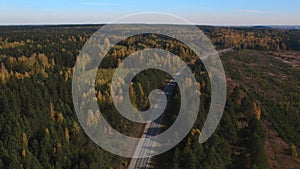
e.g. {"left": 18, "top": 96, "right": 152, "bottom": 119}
{"left": 262, "top": 119, "right": 300, "bottom": 169}
{"left": 222, "top": 50, "right": 300, "bottom": 169}
{"left": 269, "top": 51, "right": 300, "bottom": 70}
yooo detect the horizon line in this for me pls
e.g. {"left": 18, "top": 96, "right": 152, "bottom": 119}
{"left": 0, "top": 23, "right": 299, "bottom": 27}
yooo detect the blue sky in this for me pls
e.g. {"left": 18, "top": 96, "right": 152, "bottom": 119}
{"left": 0, "top": 0, "right": 299, "bottom": 25}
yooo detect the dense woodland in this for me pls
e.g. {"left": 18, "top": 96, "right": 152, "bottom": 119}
{"left": 0, "top": 25, "right": 299, "bottom": 169}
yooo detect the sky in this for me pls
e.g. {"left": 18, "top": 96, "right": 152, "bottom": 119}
{"left": 0, "top": 0, "right": 299, "bottom": 25}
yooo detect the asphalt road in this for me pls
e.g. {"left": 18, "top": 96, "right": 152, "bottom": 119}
{"left": 128, "top": 69, "right": 183, "bottom": 169}
{"left": 129, "top": 84, "right": 177, "bottom": 169}
{"left": 128, "top": 48, "right": 233, "bottom": 169}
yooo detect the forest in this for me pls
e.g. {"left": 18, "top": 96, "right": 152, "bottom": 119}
{"left": 0, "top": 25, "right": 299, "bottom": 169}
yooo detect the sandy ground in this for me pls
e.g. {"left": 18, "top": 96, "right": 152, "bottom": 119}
{"left": 262, "top": 119, "right": 300, "bottom": 169}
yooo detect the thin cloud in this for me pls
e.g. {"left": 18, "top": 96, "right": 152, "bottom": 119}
{"left": 80, "top": 2, "right": 121, "bottom": 6}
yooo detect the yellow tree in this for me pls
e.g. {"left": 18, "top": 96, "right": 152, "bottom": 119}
{"left": 50, "top": 102, "right": 55, "bottom": 120}
{"left": 21, "top": 148, "right": 26, "bottom": 158}
{"left": 57, "top": 113, "right": 64, "bottom": 123}
{"left": 65, "top": 128, "right": 70, "bottom": 141}
{"left": 72, "top": 121, "right": 80, "bottom": 134}
{"left": 22, "top": 132, "right": 28, "bottom": 147}
{"left": 253, "top": 102, "right": 261, "bottom": 120}
{"left": 290, "top": 144, "right": 298, "bottom": 157}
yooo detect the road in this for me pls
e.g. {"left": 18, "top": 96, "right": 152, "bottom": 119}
{"left": 127, "top": 48, "right": 233, "bottom": 169}
{"left": 128, "top": 75, "right": 178, "bottom": 169}
{"left": 200, "top": 47, "right": 234, "bottom": 59}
